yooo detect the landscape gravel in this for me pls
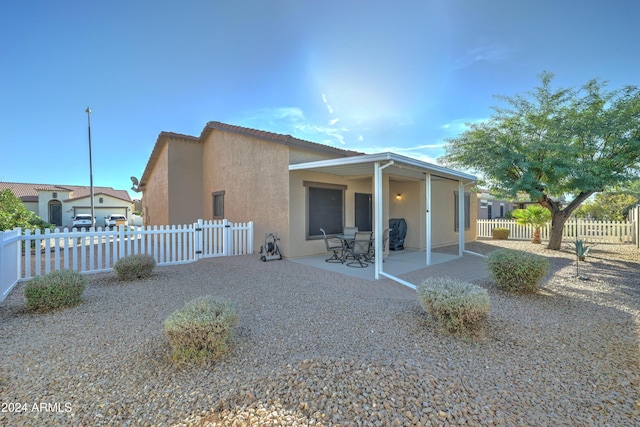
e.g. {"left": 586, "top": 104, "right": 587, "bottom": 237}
{"left": 1, "top": 240, "right": 638, "bottom": 426}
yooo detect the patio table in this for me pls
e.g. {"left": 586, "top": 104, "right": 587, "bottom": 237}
{"left": 337, "top": 233, "right": 374, "bottom": 263}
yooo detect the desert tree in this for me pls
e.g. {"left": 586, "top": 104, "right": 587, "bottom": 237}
{"left": 575, "top": 192, "right": 638, "bottom": 221}
{"left": 0, "top": 189, "right": 52, "bottom": 231}
{"left": 442, "top": 72, "right": 640, "bottom": 249}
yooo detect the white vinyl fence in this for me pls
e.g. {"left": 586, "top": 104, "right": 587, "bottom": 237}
{"left": 629, "top": 205, "right": 640, "bottom": 249}
{"left": 477, "top": 219, "right": 634, "bottom": 244}
{"left": 0, "top": 219, "right": 253, "bottom": 302}
{"left": 1, "top": 229, "right": 21, "bottom": 302}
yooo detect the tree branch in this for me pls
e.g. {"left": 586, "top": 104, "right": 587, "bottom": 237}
{"left": 562, "top": 191, "right": 596, "bottom": 216}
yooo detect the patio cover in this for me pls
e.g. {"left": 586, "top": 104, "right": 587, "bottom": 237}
{"left": 289, "top": 152, "right": 477, "bottom": 288}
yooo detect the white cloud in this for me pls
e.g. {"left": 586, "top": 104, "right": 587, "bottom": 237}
{"left": 244, "top": 106, "right": 306, "bottom": 124}
{"left": 453, "top": 44, "right": 514, "bottom": 70}
{"left": 314, "top": 125, "right": 347, "bottom": 145}
{"left": 322, "top": 93, "right": 334, "bottom": 114}
{"left": 239, "top": 106, "right": 352, "bottom": 146}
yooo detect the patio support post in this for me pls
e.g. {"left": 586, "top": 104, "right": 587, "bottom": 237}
{"left": 458, "top": 180, "right": 465, "bottom": 257}
{"left": 425, "top": 173, "right": 432, "bottom": 266}
{"left": 374, "top": 160, "right": 393, "bottom": 280}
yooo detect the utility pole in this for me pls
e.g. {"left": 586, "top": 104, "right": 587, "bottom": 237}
{"left": 86, "top": 107, "right": 95, "bottom": 228}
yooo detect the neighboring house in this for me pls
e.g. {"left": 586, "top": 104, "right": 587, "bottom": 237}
{"left": 476, "top": 189, "right": 565, "bottom": 220}
{"left": 139, "top": 121, "right": 477, "bottom": 274}
{"left": 476, "top": 189, "right": 532, "bottom": 219}
{"left": 0, "top": 182, "right": 134, "bottom": 228}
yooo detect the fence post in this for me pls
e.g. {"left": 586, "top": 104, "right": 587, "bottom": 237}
{"left": 14, "top": 229, "right": 21, "bottom": 290}
{"left": 24, "top": 229, "right": 32, "bottom": 279}
{"left": 1, "top": 231, "right": 5, "bottom": 295}
{"left": 118, "top": 225, "right": 126, "bottom": 262}
{"left": 633, "top": 205, "right": 640, "bottom": 248}
{"left": 195, "top": 219, "right": 203, "bottom": 260}
{"left": 223, "top": 219, "right": 232, "bottom": 256}
{"left": 1, "top": 228, "right": 22, "bottom": 302}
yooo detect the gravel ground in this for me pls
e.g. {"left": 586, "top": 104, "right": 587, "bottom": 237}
{"left": 1, "top": 240, "right": 639, "bottom": 426}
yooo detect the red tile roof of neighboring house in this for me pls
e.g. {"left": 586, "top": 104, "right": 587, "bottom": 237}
{"left": 63, "top": 186, "right": 132, "bottom": 202}
{"left": 138, "top": 121, "right": 363, "bottom": 190}
{"left": 0, "top": 182, "right": 132, "bottom": 203}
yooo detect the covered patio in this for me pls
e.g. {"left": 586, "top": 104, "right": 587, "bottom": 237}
{"left": 291, "top": 247, "right": 461, "bottom": 282}
{"left": 289, "top": 152, "right": 477, "bottom": 288}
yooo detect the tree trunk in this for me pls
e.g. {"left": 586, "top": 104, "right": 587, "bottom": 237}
{"left": 547, "top": 213, "right": 569, "bottom": 250}
{"left": 532, "top": 227, "right": 542, "bottom": 244}
{"left": 539, "top": 190, "right": 594, "bottom": 250}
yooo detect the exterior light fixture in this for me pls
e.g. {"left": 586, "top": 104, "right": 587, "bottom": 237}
{"left": 396, "top": 194, "right": 402, "bottom": 201}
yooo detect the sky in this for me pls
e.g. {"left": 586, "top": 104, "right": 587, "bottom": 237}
{"left": 2, "top": 0, "right": 639, "bottom": 200}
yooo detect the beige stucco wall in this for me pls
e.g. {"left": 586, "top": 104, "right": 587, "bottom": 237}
{"left": 142, "top": 142, "right": 170, "bottom": 226}
{"left": 288, "top": 171, "right": 477, "bottom": 258}
{"left": 430, "top": 179, "right": 452, "bottom": 248}
{"left": 288, "top": 170, "right": 374, "bottom": 257}
{"left": 388, "top": 180, "right": 422, "bottom": 249}
{"left": 428, "top": 179, "right": 476, "bottom": 247}
{"left": 289, "top": 146, "right": 347, "bottom": 165}
{"left": 167, "top": 140, "right": 203, "bottom": 225}
{"left": 387, "top": 177, "right": 476, "bottom": 250}
{"left": 140, "top": 127, "right": 477, "bottom": 257}
{"left": 201, "top": 130, "right": 291, "bottom": 255}
{"left": 23, "top": 201, "right": 39, "bottom": 215}
{"left": 287, "top": 146, "right": 357, "bottom": 258}
{"left": 141, "top": 131, "right": 355, "bottom": 254}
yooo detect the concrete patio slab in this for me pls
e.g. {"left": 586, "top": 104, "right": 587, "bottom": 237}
{"left": 289, "top": 249, "right": 460, "bottom": 281}
{"left": 205, "top": 249, "right": 489, "bottom": 300}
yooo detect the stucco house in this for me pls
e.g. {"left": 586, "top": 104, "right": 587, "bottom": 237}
{"left": 476, "top": 189, "right": 548, "bottom": 220}
{"left": 0, "top": 182, "right": 134, "bottom": 228}
{"left": 476, "top": 189, "right": 523, "bottom": 219}
{"left": 138, "top": 121, "right": 477, "bottom": 280}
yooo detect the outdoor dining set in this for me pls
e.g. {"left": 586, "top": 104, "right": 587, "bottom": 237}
{"left": 320, "top": 227, "right": 390, "bottom": 268}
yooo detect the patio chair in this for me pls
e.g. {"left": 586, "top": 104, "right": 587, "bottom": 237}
{"left": 342, "top": 226, "right": 359, "bottom": 251}
{"left": 342, "top": 226, "right": 358, "bottom": 238}
{"left": 344, "top": 231, "right": 373, "bottom": 268}
{"left": 366, "top": 227, "right": 389, "bottom": 262}
{"left": 320, "top": 228, "right": 344, "bottom": 263}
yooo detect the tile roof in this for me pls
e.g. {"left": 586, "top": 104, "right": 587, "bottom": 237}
{"left": 201, "top": 122, "right": 362, "bottom": 157}
{"left": 139, "top": 121, "right": 363, "bottom": 190}
{"left": 0, "top": 182, "right": 132, "bottom": 203}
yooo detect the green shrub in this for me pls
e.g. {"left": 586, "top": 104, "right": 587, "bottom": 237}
{"left": 164, "top": 295, "right": 239, "bottom": 363}
{"left": 24, "top": 269, "right": 87, "bottom": 311}
{"left": 416, "top": 277, "right": 490, "bottom": 334}
{"left": 113, "top": 254, "right": 156, "bottom": 280}
{"left": 486, "top": 248, "right": 549, "bottom": 293}
{"left": 491, "top": 227, "right": 510, "bottom": 240}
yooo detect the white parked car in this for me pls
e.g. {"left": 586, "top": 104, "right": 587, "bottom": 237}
{"left": 104, "top": 214, "right": 127, "bottom": 229}
{"left": 72, "top": 214, "right": 94, "bottom": 229}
